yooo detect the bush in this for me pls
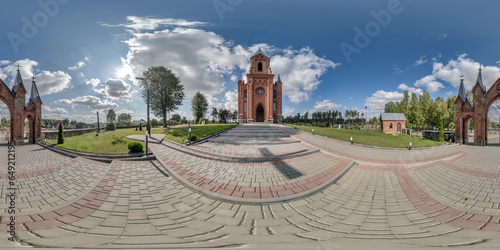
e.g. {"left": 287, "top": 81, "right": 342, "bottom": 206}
{"left": 438, "top": 117, "right": 444, "bottom": 142}
{"left": 139, "top": 122, "right": 142, "bottom": 131}
{"left": 57, "top": 122, "right": 64, "bottom": 144}
{"left": 112, "top": 134, "right": 126, "bottom": 145}
{"left": 188, "top": 135, "right": 198, "bottom": 141}
{"left": 172, "top": 131, "right": 181, "bottom": 136}
{"left": 151, "top": 119, "right": 159, "bottom": 128}
{"left": 105, "top": 123, "right": 115, "bottom": 131}
{"left": 128, "top": 141, "right": 144, "bottom": 153}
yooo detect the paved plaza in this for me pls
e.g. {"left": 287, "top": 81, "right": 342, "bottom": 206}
{"left": 1, "top": 124, "right": 500, "bottom": 249}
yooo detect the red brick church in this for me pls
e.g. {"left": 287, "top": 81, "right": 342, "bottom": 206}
{"left": 237, "top": 49, "right": 283, "bottom": 123}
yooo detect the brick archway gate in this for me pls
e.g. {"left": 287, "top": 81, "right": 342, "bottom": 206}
{"left": 0, "top": 69, "right": 42, "bottom": 145}
{"left": 455, "top": 69, "right": 500, "bottom": 146}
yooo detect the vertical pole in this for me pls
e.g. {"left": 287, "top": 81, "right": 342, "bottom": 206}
{"left": 188, "top": 121, "right": 191, "bottom": 145}
{"left": 147, "top": 85, "right": 151, "bottom": 138}
{"left": 96, "top": 112, "right": 99, "bottom": 136}
{"left": 145, "top": 83, "right": 149, "bottom": 156}
{"left": 365, "top": 106, "right": 367, "bottom": 133}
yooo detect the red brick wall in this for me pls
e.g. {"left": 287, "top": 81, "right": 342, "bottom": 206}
{"left": 381, "top": 120, "right": 406, "bottom": 134}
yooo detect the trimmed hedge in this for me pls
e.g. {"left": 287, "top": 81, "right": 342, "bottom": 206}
{"left": 128, "top": 141, "right": 143, "bottom": 153}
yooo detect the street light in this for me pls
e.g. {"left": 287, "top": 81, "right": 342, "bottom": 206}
{"left": 365, "top": 106, "right": 368, "bottom": 133}
{"left": 136, "top": 72, "right": 152, "bottom": 157}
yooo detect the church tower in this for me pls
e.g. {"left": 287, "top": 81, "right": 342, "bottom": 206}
{"left": 238, "top": 49, "right": 282, "bottom": 123}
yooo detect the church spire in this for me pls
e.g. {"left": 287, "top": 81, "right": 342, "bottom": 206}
{"left": 30, "top": 75, "right": 41, "bottom": 103}
{"left": 458, "top": 73, "right": 467, "bottom": 102}
{"left": 12, "top": 63, "right": 25, "bottom": 93}
{"left": 472, "top": 64, "right": 486, "bottom": 92}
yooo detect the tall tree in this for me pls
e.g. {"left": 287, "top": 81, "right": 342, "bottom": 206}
{"left": 171, "top": 114, "right": 181, "bottom": 122}
{"left": 139, "top": 66, "right": 185, "bottom": 127}
{"left": 106, "top": 109, "right": 116, "bottom": 124}
{"left": 117, "top": 113, "right": 132, "bottom": 127}
{"left": 419, "top": 91, "right": 433, "bottom": 129}
{"left": 211, "top": 107, "right": 218, "bottom": 122}
{"left": 408, "top": 92, "right": 423, "bottom": 129}
{"left": 191, "top": 91, "right": 209, "bottom": 123}
{"left": 384, "top": 101, "right": 397, "bottom": 113}
{"left": 396, "top": 90, "right": 410, "bottom": 117}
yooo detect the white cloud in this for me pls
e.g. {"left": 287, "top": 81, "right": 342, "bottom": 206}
{"left": 68, "top": 61, "right": 86, "bottom": 70}
{"left": 365, "top": 90, "right": 403, "bottom": 113}
{"left": 313, "top": 99, "right": 341, "bottom": 111}
{"left": 0, "top": 59, "right": 71, "bottom": 97}
{"left": 224, "top": 89, "right": 238, "bottom": 111}
{"left": 96, "top": 79, "right": 132, "bottom": 102}
{"left": 33, "top": 71, "right": 72, "bottom": 96}
{"left": 84, "top": 56, "right": 91, "bottom": 62}
{"left": 99, "top": 16, "right": 208, "bottom": 31}
{"left": 42, "top": 106, "right": 69, "bottom": 118}
{"left": 208, "top": 96, "right": 223, "bottom": 110}
{"left": 112, "top": 17, "right": 338, "bottom": 105}
{"left": 437, "top": 33, "right": 448, "bottom": 41}
{"left": 230, "top": 75, "right": 238, "bottom": 82}
{"left": 85, "top": 78, "right": 100, "bottom": 89}
{"left": 116, "top": 109, "right": 134, "bottom": 114}
{"left": 283, "top": 107, "right": 295, "bottom": 117}
{"left": 397, "top": 83, "right": 423, "bottom": 95}
{"left": 414, "top": 75, "right": 444, "bottom": 93}
{"left": 56, "top": 95, "right": 118, "bottom": 110}
{"left": 270, "top": 47, "right": 339, "bottom": 103}
{"left": 414, "top": 56, "right": 428, "bottom": 66}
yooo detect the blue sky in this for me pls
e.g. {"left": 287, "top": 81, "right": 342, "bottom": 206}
{"left": 1, "top": 0, "right": 500, "bottom": 123}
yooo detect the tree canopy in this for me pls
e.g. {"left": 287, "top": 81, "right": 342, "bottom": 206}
{"left": 191, "top": 91, "right": 209, "bottom": 123}
{"left": 139, "top": 66, "right": 185, "bottom": 127}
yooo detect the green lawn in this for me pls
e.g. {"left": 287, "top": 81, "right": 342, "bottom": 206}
{"left": 163, "top": 124, "right": 237, "bottom": 144}
{"left": 48, "top": 128, "right": 148, "bottom": 155}
{"left": 48, "top": 124, "right": 237, "bottom": 154}
{"left": 287, "top": 125, "right": 445, "bottom": 148}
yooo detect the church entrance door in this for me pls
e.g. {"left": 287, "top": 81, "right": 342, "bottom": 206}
{"left": 256, "top": 105, "right": 264, "bottom": 122}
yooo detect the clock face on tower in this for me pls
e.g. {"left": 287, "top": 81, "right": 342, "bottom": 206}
{"left": 256, "top": 88, "right": 264, "bottom": 96}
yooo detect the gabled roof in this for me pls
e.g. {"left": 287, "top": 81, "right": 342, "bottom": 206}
{"left": 12, "top": 69, "right": 25, "bottom": 93}
{"left": 380, "top": 113, "right": 406, "bottom": 121}
{"left": 252, "top": 48, "right": 267, "bottom": 57}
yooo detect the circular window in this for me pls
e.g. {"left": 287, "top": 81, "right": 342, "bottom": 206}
{"left": 256, "top": 89, "right": 265, "bottom": 96}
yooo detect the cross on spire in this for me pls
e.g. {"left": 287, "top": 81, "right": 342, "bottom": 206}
{"left": 15, "top": 63, "right": 22, "bottom": 71}
{"left": 460, "top": 73, "right": 464, "bottom": 81}
{"left": 479, "top": 64, "right": 482, "bottom": 71}
{"left": 31, "top": 75, "right": 36, "bottom": 83}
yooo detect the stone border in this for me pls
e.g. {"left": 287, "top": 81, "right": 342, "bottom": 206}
{"left": 152, "top": 141, "right": 355, "bottom": 205}
{"left": 278, "top": 125, "right": 459, "bottom": 151}
{"left": 39, "top": 143, "right": 155, "bottom": 163}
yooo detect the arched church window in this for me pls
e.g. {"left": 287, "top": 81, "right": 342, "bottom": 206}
{"left": 244, "top": 90, "right": 247, "bottom": 98}
{"left": 273, "top": 102, "right": 276, "bottom": 113}
{"left": 389, "top": 123, "right": 393, "bottom": 129}
{"left": 258, "top": 62, "right": 263, "bottom": 72}
{"left": 244, "top": 102, "right": 247, "bottom": 113}
{"left": 273, "top": 90, "right": 276, "bottom": 99}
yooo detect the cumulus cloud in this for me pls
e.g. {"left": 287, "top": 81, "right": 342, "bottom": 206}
{"left": 431, "top": 54, "right": 500, "bottom": 90}
{"left": 112, "top": 17, "right": 338, "bottom": 106}
{"left": 414, "top": 75, "right": 444, "bottom": 93}
{"left": 224, "top": 89, "right": 238, "bottom": 111}
{"left": 56, "top": 95, "right": 118, "bottom": 110}
{"left": 283, "top": 107, "right": 295, "bottom": 117}
{"left": 313, "top": 99, "right": 341, "bottom": 111}
{"left": 365, "top": 90, "right": 404, "bottom": 113}
{"left": 397, "top": 83, "right": 423, "bottom": 95}
{"left": 0, "top": 59, "right": 71, "bottom": 96}
{"left": 99, "top": 16, "right": 208, "bottom": 31}
{"left": 33, "top": 71, "right": 72, "bottom": 96}
{"left": 85, "top": 78, "right": 100, "bottom": 89}
{"left": 270, "top": 47, "right": 339, "bottom": 103}
{"left": 96, "top": 79, "right": 133, "bottom": 102}
{"left": 42, "top": 106, "right": 69, "bottom": 118}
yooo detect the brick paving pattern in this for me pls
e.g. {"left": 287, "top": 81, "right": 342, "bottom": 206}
{"left": 1, "top": 124, "right": 500, "bottom": 249}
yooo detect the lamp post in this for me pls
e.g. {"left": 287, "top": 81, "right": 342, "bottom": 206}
{"left": 136, "top": 72, "right": 152, "bottom": 157}
{"left": 96, "top": 111, "right": 100, "bottom": 136}
{"left": 365, "top": 106, "right": 367, "bottom": 133}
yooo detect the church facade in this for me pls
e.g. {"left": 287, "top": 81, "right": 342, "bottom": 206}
{"left": 238, "top": 49, "right": 282, "bottom": 123}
